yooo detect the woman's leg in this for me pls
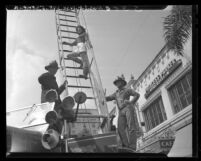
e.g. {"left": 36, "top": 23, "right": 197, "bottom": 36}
{"left": 80, "top": 52, "right": 90, "bottom": 79}
{"left": 67, "top": 52, "right": 83, "bottom": 68}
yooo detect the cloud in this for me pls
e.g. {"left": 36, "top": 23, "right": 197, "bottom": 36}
{"left": 6, "top": 40, "right": 46, "bottom": 111}
{"left": 6, "top": 34, "right": 65, "bottom": 113}
{"left": 6, "top": 38, "right": 64, "bottom": 113}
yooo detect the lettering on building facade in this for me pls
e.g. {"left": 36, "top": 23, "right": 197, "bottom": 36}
{"left": 138, "top": 127, "right": 175, "bottom": 152}
{"left": 160, "top": 140, "right": 174, "bottom": 148}
{"left": 145, "top": 59, "right": 182, "bottom": 99}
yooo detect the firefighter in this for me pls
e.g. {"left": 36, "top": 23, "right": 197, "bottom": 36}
{"left": 105, "top": 75, "right": 140, "bottom": 151}
{"left": 38, "top": 60, "right": 67, "bottom": 134}
{"left": 38, "top": 60, "right": 67, "bottom": 105}
{"left": 62, "top": 25, "right": 91, "bottom": 79}
{"left": 110, "top": 114, "right": 116, "bottom": 131}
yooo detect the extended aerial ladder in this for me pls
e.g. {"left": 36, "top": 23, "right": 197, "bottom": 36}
{"left": 54, "top": 8, "right": 117, "bottom": 152}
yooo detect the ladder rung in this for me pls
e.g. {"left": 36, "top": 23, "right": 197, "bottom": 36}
{"left": 59, "top": 19, "right": 77, "bottom": 23}
{"left": 61, "top": 49, "right": 72, "bottom": 53}
{"left": 58, "top": 14, "right": 76, "bottom": 18}
{"left": 66, "top": 75, "right": 83, "bottom": 78}
{"left": 87, "top": 97, "right": 95, "bottom": 99}
{"left": 68, "top": 85, "right": 92, "bottom": 89}
{"left": 66, "top": 75, "right": 89, "bottom": 79}
{"left": 65, "top": 66, "right": 82, "bottom": 69}
{"left": 76, "top": 114, "right": 107, "bottom": 118}
{"left": 59, "top": 10, "right": 76, "bottom": 13}
{"left": 60, "top": 30, "right": 77, "bottom": 34}
{"left": 61, "top": 36, "right": 76, "bottom": 40}
{"left": 59, "top": 24, "right": 77, "bottom": 28}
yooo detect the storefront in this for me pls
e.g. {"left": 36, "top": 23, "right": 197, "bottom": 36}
{"left": 127, "top": 41, "right": 192, "bottom": 156}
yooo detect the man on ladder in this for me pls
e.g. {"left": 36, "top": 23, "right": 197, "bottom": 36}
{"left": 105, "top": 75, "right": 140, "bottom": 151}
{"left": 38, "top": 60, "right": 67, "bottom": 140}
{"left": 62, "top": 25, "right": 92, "bottom": 79}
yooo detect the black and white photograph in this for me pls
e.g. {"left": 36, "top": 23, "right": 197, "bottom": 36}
{"left": 6, "top": 5, "right": 196, "bottom": 157}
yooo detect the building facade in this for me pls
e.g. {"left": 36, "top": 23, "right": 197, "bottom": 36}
{"left": 126, "top": 38, "right": 192, "bottom": 156}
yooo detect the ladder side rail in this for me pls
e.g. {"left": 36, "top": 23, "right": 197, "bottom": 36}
{"left": 88, "top": 73, "right": 109, "bottom": 133}
{"left": 75, "top": 9, "right": 81, "bottom": 26}
{"left": 57, "top": 10, "right": 68, "bottom": 69}
{"left": 76, "top": 11, "right": 105, "bottom": 134}
{"left": 81, "top": 9, "right": 107, "bottom": 103}
{"left": 79, "top": 9, "right": 109, "bottom": 115}
{"left": 55, "top": 9, "right": 77, "bottom": 153}
{"left": 75, "top": 10, "right": 104, "bottom": 132}
{"left": 55, "top": 10, "right": 63, "bottom": 66}
{"left": 75, "top": 9, "right": 98, "bottom": 109}
{"left": 55, "top": 10, "right": 70, "bottom": 95}
{"left": 88, "top": 72, "right": 102, "bottom": 118}
{"left": 59, "top": 9, "right": 79, "bottom": 85}
{"left": 74, "top": 10, "right": 99, "bottom": 135}
{"left": 82, "top": 10, "right": 109, "bottom": 118}
{"left": 79, "top": 9, "right": 110, "bottom": 132}
{"left": 75, "top": 10, "right": 101, "bottom": 117}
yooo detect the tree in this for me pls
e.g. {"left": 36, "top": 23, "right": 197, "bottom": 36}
{"left": 163, "top": 5, "right": 192, "bottom": 56}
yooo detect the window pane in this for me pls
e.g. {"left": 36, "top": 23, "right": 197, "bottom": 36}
{"left": 168, "top": 74, "right": 192, "bottom": 114}
{"left": 146, "top": 109, "right": 153, "bottom": 130}
{"left": 186, "top": 92, "right": 192, "bottom": 105}
{"left": 143, "top": 111, "right": 148, "bottom": 130}
{"left": 181, "top": 77, "right": 192, "bottom": 106}
{"left": 179, "top": 94, "right": 188, "bottom": 109}
{"left": 169, "top": 88, "right": 181, "bottom": 113}
{"left": 186, "top": 72, "right": 192, "bottom": 88}
{"left": 181, "top": 77, "right": 190, "bottom": 93}
{"left": 174, "top": 88, "right": 183, "bottom": 113}
{"left": 176, "top": 82, "right": 184, "bottom": 95}
{"left": 143, "top": 111, "right": 150, "bottom": 131}
{"left": 149, "top": 107, "right": 156, "bottom": 128}
{"left": 186, "top": 72, "right": 192, "bottom": 105}
{"left": 179, "top": 79, "right": 188, "bottom": 109}
{"left": 143, "top": 97, "right": 167, "bottom": 131}
{"left": 155, "top": 100, "right": 164, "bottom": 123}
{"left": 151, "top": 105, "right": 158, "bottom": 127}
{"left": 152, "top": 104, "right": 159, "bottom": 126}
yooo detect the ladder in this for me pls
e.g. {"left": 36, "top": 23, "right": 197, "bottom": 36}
{"left": 54, "top": 8, "right": 110, "bottom": 138}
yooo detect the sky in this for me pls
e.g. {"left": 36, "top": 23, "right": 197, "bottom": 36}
{"left": 6, "top": 7, "right": 172, "bottom": 113}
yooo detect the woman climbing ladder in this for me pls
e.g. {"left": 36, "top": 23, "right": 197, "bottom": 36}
{"left": 63, "top": 25, "right": 92, "bottom": 79}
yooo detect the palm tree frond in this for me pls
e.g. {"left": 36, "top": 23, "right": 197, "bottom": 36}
{"left": 163, "top": 5, "right": 192, "bottom": 56}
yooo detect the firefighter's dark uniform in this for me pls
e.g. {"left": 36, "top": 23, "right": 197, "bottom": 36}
{"left": 38, "top": 72, "right": 65, "bottom": 134}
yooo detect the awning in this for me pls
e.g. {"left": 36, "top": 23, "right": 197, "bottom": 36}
{"left": 168, "top": 124, "right": 192, "bottom": 157}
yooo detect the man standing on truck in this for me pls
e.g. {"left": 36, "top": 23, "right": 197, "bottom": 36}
{"left": 105, "top": 75, "right": 140, "bottom": 151}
